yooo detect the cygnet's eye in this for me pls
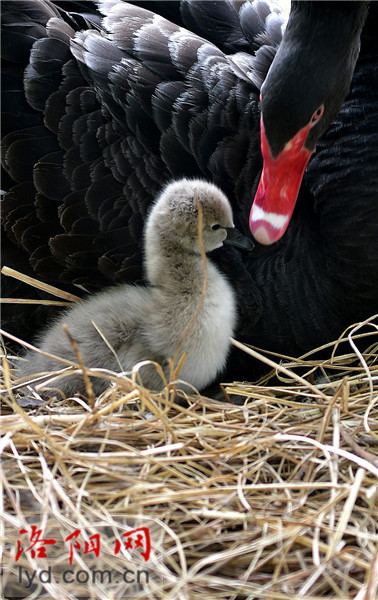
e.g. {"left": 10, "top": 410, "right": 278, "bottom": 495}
{"left": 211, "top": 224, "right": 221, "bottom": 231}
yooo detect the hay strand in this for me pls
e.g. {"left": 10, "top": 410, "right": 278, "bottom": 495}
{"left": 1, "top": 315, "right": 377, "bottom": 599}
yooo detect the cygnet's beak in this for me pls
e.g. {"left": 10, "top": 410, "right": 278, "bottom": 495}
{"left": 223, "top": 227, "right": 254, "bottom": 251}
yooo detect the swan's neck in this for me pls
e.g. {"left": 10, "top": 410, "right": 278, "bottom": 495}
{"left": 144, "top": 231, "right": 208, "bottom": 293}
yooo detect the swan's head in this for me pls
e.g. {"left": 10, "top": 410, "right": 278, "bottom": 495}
{"left": 249, "top": 2, "right": 368, "bottom": 245}
{"left": 148, "top": 179, "right": 247, "bottom": 254}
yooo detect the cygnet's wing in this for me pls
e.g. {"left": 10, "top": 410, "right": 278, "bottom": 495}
{"left": 19, "top": 285, "right": 155, "bottom": 383}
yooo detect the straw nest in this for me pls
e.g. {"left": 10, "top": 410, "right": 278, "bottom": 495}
{"left": 1, "top": 312, "right": 377, "bottom": 600}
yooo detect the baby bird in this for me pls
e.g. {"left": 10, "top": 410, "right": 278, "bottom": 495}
{"left": 19, "top": 179, "right": 250, "bottom": 397}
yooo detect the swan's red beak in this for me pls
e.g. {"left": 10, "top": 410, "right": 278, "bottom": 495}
{"left": 249, "top": 118, "right": 312, "bottom": 245}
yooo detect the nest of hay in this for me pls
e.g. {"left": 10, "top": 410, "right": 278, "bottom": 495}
{"left": 1, "top": 316, "right": 378, "bottom": 599}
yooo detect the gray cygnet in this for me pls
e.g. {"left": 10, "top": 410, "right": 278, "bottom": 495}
{"left": 19, "top": 179, "right": 245, "bottom": 396}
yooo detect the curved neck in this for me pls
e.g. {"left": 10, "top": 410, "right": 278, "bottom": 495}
{"left": 144, "top": 229, "right": 206, "bottom": 293}
{"left": 263, "top": 1, "right": 369, "bottom": 155}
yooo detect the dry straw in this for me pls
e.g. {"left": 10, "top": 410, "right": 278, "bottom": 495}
{"left": 1, "top": 269, "right": 377, "bottom": 598}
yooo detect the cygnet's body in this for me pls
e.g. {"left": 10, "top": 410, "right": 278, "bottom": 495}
{"left": 19, "top": 179, "right": 240, "bottom": 396}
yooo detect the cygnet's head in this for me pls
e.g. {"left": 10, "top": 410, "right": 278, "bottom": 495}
{"left": 147, "top": 179, "right": 234, "bottom": 253}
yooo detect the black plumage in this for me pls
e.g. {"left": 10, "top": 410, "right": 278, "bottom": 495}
{"left": 1, "top": 0, "right": 377, "bottom": 380}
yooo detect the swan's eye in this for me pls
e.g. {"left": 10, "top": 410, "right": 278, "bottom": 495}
{"left": 211, "top": 224, "right": 221, "bottom": 231}
{"left": 311, "top": 105, "right": 324, "bottom": 126}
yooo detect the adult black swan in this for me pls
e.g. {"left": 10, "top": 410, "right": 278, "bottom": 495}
{"left": 1, "top": 1, "right": 377, "bottom": 380}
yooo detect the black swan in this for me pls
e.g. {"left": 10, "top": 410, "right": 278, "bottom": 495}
{"left": 2, "top": 1, "right": 377, "bottom": 380}
{"left": 19, "top": 179, "right": 242, "bottom": 395}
